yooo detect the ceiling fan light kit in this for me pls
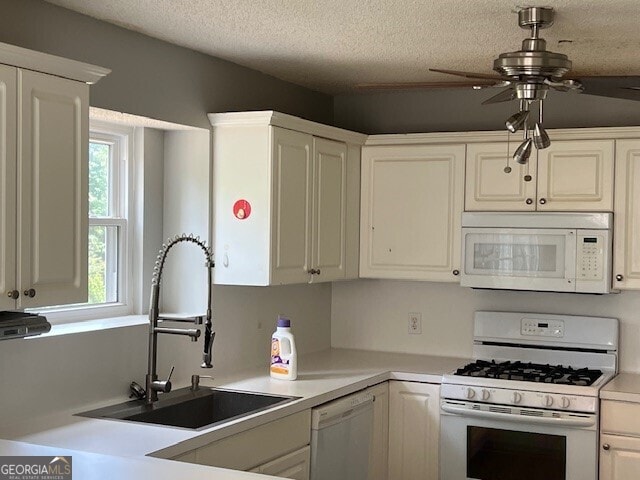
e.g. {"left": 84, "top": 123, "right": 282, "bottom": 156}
{"left": 514, "top": 138, "right": 533, "bottom": 165}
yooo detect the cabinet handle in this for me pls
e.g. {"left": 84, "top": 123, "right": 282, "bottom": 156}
{"left": 525, "top": 198, "right": 533, "bottom": 205}
{"left": 616, "top": 274, "right": 624, "bottom": 281}
{"left": 452, "top": 269, "right": 460, "bottom": 276}
{"left": 539, "top": 198, "right": 547, "bottom": 205}
{"left": 603, "top": 444, "right": 610, "bottom": 451}
{"left": 308, "top": 269, "right": 320, "bottom": 275}
{"left": 316, "top": 269, "right": 321, "bottom": 275}
{"left": 7, "top": 290, "right": 19, "bottom": 300}
{"left": 23, "top": 288, "right": 36, "bottom": 298}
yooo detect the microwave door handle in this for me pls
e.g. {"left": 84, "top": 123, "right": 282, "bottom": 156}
{"left": 566, "top": 230, "right": 577, "bottom": 285}
{"left": 441, "top": 403, "right": 596, "bottom": 428}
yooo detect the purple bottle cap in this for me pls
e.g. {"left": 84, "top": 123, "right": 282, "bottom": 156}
{"left": 277, "top": 316, "right": 290, "bottom": 328}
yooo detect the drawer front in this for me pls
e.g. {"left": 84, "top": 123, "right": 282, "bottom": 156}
{"left": 195, "top": 410, "right": 311, "bottom": 470}
{"left": 601, "top": 400, "right": 640, "bottom": 436}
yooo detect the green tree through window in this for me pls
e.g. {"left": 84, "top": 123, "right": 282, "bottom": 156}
{"left": 88, "top": 142, "right": 110, "bottom": 304}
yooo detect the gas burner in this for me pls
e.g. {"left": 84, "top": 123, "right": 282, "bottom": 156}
{"left": 455, "top": 360, "right": 603, "bottom": 387}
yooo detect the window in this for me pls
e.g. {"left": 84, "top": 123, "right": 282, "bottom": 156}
{"left": 88, "top": 131, "right": 127, "bottom": 305}
{"left": 34, "top": 121, "right": 133, "bottom": 321}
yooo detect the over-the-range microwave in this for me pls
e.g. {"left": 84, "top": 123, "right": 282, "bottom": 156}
{"left": 460, "top": 212, "right": 613, "bottom": 294}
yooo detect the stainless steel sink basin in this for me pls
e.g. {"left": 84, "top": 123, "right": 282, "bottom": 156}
{"left": 78, "top": 387, "right": 298, "bottom": 430}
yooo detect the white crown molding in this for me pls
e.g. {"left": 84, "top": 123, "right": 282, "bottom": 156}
{"left": 0, "top": 42, "right": 110, "bottom": 84}
{"left": 208, "top": 110, "right": 368, "bottom": 145}
{"left": 365, "top": 126, "right": 640, "bottom": 146}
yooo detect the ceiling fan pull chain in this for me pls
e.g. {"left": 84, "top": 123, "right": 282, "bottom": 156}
{"left": 504, "top": 131, "right": 512, "bottom": 173}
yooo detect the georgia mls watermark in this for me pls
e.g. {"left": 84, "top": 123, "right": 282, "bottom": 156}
{"left": 0, "top": 456, "right": 72, "bottom": 480}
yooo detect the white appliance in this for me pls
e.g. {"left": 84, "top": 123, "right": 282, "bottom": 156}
{"left": 460, "top": 212, "right": 613, "bottom": 293}
{"left": 440, "top": 311, "right": 618, "bottom": 480}
{"left": 310, "top": 390, "right": 374, "bottom": 480}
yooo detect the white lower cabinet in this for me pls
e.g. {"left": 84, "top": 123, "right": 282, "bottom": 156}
{"left": 600, "top": 434, "right": 640, "bottom": 480}
{"left": 388, "top": 381, "right": 440, "bottom": 480}
{"left": 171, "top": 410, "right": 310, "bottom": 478}
{"left": 600, "top": 400, "right": 640, "bottom": 480}
{"left": 250, "top": 445, "right": 310, "bottom": 480}
{"left": 366, "top": 382, "right": 389, "bottom": 480}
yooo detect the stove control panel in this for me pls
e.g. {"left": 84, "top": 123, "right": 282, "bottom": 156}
{"left": 521, "top": 318, "right": 564, "bottom": 337}
{"left": 441, "top": 383, "right": 597, "bottom": 413}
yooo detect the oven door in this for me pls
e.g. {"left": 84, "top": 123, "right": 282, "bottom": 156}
{"left": 440, "top": 400, "right": 597, "bottom": 480}
{"left": 460, "top": 227, "right": 577, "bottom": 292}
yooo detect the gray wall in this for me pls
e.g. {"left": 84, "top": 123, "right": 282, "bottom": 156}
{"left": 334, "top": 89, "right": 640, "bottom": 134}
{"left": 0, "top": 0, "right": 332, "bottom": 129}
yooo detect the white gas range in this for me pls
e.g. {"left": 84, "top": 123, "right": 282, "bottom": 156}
{"left": 440, "top": 311, "right": 618, "bottom": 480}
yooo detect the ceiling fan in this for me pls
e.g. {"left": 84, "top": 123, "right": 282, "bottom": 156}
{"left": 358, "top": 6, "right": 640, "bottom": 165}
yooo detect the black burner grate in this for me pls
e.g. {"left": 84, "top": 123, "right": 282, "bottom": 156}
{"left": 455, "top": 360, "right": 602, "bottom": 386}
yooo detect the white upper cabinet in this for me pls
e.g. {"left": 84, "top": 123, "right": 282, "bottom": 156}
{"left": 18, "top": 70, "right": 89, "bottom": 308}
{"left": 360, "top": 144, "right": 465, "bottom": 281}
{"left": 613, "top": 140, "right": 640, "bottom": 290}
{"left": 311, "top": 137, "right": 348, "bottom": 281}
{"left": 271, "top": 128, "right": 314, "bottom": 284}
{"left": 466, "top": 139, "right": 614, "bottom": 212}
{"left": 536, "top": 139, "right": 614, "bottom": 211}
{"left": 0, "top": 43, "right": 107, "bottom": 309}
{"left": 466, "top": 142, "right": 537, "bottom": 211}
{"left": 210, "top": 111, "right": 365, "bottom": 286}
{"left": 0, "top": 64, "right": 17, "bottom": 310}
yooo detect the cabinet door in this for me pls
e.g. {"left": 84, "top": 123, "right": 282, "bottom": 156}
{"left": 536, "top": 139, "right": 614, "bottom": 211}
{"left": 388, "top": 381, "right": 440, "bottom": 480}
{"left": 311, "top": 138, "right": 347, "bottom": 282}
{"left": 366, "top": 382, "right": 389, "bottom": 480}
{"left": 465, "top": 142, "right": 537, "bottom": 211}
{"left": 613, "top": 140, "right": 640, "bottom": 290}
{"left": 253, "top": 445, "right": 310, "bottom": 480}
{"left": 17, "top": 70, "right": 88, "bottom": 308}
{"left": 271, "top": 127, "right": 313, "bottom": 284}
{"left": 0, "top": 65, "right": 17, "bottom": 309}
{"left": 360, "top": 144, "right": 465, "bottom": 281}
{"left": 600, "top": 434, "right": 640, "bottom": 480}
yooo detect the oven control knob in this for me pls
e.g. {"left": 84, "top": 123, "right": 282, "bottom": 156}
{"left": 542, "top": 395, "right": 554, "bottom": 407}
{"left": 511, "top": 391, "right": 523, "bottom": 404}
{"left": 465, "top": 387, "right": 476, "bottom": 400}
{"left": 560, "top": 396, "right": 571, "bottom": 409}
{"left": 481, "top": 389, "right": 491, "bottom": 401}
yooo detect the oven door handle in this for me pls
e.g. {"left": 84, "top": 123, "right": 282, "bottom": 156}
{"left": 441, "top": 403, "right": 596, "bottom": 427}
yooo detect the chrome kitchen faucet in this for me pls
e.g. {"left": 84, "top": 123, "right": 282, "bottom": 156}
{"left": 140, "top": 234, "right": 215, "bottom": 405}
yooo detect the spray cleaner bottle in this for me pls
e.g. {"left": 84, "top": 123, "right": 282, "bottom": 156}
{"left": 270, "top": 315, "right": 297, "bottom": 380}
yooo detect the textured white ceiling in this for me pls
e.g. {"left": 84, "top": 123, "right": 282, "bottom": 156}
{"left": 44, "top": 0, "right": 640, "bottom": 94}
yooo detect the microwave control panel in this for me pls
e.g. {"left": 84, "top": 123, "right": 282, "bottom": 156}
{"left": 576, "top": 233, "right": 604, "bottom": 280}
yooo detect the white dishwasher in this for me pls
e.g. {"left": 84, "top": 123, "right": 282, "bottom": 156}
{"left": 309, "top": 390, "right": 374, "bottom": 480}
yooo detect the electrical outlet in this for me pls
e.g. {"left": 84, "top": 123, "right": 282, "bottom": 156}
{"left": 408, "top": 312, "right": 422, "bottom": 334}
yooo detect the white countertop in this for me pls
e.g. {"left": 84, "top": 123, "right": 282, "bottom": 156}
{"left": 0, "top": 439, "right": 281, "bottom": 480}
{"left": 600, "top": 372, "right": 640, "bottom": 403}
{"left": 1, "top": 348, "right": 466, "bottom": 479}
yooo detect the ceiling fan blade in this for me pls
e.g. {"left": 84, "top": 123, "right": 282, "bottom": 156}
{"left": 429, "top": 68, "right": 512, "bottom": 82}
{"left": 566, "top": 75, "right": 640, "bottom": 102}
{"left": 482, "top": 87, "right": 517, "bottom": 105}
{"left": 354, "top": 80, "right": 497, "bottom": 91}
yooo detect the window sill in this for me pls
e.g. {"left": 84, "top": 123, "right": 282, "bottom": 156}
{"left": 28, "top": 314, "right": 149, "bottom": 339}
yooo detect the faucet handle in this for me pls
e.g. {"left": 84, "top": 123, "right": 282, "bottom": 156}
{"left": 152, "top": 366, "right": 175, "bottom": 394}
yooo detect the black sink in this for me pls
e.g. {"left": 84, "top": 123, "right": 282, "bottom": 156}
{"left": 78, "top": 387, "right": 297, "bottom": 430}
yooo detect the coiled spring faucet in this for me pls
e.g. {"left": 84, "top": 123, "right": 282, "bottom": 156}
{"left": 144, "top": 234, "right": 214, "bottom": 404}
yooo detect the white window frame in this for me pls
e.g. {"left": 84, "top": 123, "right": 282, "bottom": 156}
{"left": 34, "top": 121, "right": 135, "bottom": 323}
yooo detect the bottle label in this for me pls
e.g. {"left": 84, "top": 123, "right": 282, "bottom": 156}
{"left": 270, "top": 338, "right": 290, "bottom": 375}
